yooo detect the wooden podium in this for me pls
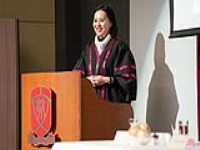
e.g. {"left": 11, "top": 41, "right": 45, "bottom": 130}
{"left": 21, "top": 71, "right": 133, "bottom": 150}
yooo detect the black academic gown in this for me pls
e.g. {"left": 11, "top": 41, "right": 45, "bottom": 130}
{"left": 73, "top": 38, "right": 137, "bottom": 103}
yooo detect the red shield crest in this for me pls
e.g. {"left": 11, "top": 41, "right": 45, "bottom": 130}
{"left": 28, "top": 86, "right": 55, "bottom": 146}
{"left": 31, "top": 86, "right": 52, "bottom": 137}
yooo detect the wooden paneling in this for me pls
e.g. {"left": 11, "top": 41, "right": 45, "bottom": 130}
{"left": 19, "top": 22, "right": 55, "bottom": 72}
{"left": 0, "top": 0, "right": 54, "bottom": 22}
{"left": 0, "top": 19, "right": 19, "bottom": 150}
{"left": 0, "top": 0, "right": 55, "bottom": 72}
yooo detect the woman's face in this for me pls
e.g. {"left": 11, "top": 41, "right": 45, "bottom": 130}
{"left": 93, "top": 10, "right": 112, "bottom": 39}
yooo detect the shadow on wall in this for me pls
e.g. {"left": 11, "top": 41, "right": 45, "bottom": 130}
{"left": 146, "top": 33, "right": 179, "bottom": 134}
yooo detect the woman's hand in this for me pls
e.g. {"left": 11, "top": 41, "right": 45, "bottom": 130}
{"left": 86, "top": 76, "right": 96, "bottom": 87}
{"left": 86, "top": 75, "right": 110, "bottom": 87}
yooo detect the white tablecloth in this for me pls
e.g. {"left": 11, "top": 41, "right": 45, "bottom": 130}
{"left": 51, "top": 140, "right": 200, "bottom": 150}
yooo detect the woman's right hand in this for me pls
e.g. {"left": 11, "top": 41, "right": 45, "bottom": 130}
{"left": 86, "top": 76, "right": 96, "bottom": 87}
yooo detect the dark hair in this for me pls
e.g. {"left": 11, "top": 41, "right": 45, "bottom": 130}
{"left": 92, "top": 5, "right": 118, "bottom": 38}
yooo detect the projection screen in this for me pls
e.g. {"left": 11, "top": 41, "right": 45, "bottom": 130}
{"left": 169, "top": 0, "right": 200, "bottom": 38}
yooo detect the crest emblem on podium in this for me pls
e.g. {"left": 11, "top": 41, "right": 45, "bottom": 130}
{"left": 28, "top": 86, "right": 55, "bottom": 146}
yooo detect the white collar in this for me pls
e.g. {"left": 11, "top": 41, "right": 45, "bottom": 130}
{"left": 95, "top": 34, "right": 112, "bottom": 54}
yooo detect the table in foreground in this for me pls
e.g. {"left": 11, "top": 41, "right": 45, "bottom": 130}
{"left": 51, "top": 140, "right": 200, "bottom": 150}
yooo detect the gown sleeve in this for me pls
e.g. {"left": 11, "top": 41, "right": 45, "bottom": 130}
{"left": 73, "top": 45, "right": 89, "bottom": 77}
{"left": 113, "top": 42, "right": 137, "bottom": 101}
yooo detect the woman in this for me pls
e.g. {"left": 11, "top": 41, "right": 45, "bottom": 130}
{"left": 73, "top": 5, "right": 137, "bottom": 103}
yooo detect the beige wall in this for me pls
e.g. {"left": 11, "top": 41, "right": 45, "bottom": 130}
{"left": 0, "top": 0, "right": 55, "bottom": 72}
{"left": 130, "top": 0, "right": 198, "bottom": 140}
